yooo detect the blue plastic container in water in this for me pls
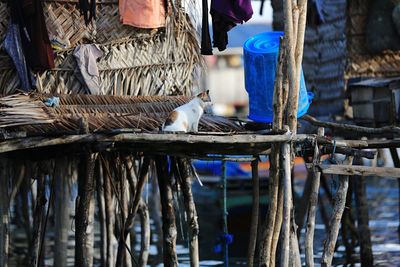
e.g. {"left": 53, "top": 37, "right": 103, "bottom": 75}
{"left": 243, "top": 31, "right": 313, "bottom": 123}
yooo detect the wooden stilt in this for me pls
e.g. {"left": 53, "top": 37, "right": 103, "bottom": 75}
{"left": 95, "top": 159, "right": 106, "bottom": 267}
{"left": 30, "top": 172, "right": 46, "bottom": 267}
{"left": 102, "top": 158, "right": 115, "bottom": 267}
{"left": 247, "top": 159, "right": 259, "bottom": 267}
{"left": 280, "top": 140, "right": 292, "bottom": 267}
{"left": 341, "top": 177, "right": 355, "bottom": 265}
{"left": 155, "top": 155, "right": 178, "bottom": 267}
{"left": 389, "top": 148, "right": 400, "bottom": 237}
{"left": 177, "top": 158, "right": 199, "bottom": 267}
{"left": 75, "top": 152, "right": 98, "bottom": 267}
{"left": 0, "top": 158, "right": 9, "bottom": 267}
{"left": 353, "top": 157, "right": 373, "bottom": 266}
{"left": 321, "top": 156, "right": 354, "bottom": 267}
{"left": 139, "top": 201, "right": 150, "bottom": 267}
{"left": 54, "top": 158, "right": 71, "bottom": 267}
{"left": 305, "top": 128, "right": 324, "bottom": 267}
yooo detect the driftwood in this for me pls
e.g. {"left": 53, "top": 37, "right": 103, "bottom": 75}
{"left": 321, "top": 156, "right": 354, "bottom": 266}
{"left": 313, "top": 164, "right": 400, "bottom": 178}
{"left": 247, "top": 159, "right": 259, "bottom": 267}
{"left": 305, "top": 128, "right": 324, "bottom": 267}
{"left": 75, "top": 152, "right": 97, "bottom": 267}
{"left": 155, "top": 155, "right": 178, "bottom": 266}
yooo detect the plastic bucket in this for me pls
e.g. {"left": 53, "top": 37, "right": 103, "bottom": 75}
{"left": 243, "top": 31, "right": 313, "bottom": 123}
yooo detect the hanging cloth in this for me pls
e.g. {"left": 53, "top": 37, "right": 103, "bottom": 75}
{"left": 119, "top": 0, "right": 166, "bottom": 28}
{"left": 3, "top": 19, "right": 36, "bottom": 91}
{"left": 211, "top": 0, "right": 253, "bottom": 24}
{"left": 73, "top": 44, "right": 103, "bottom": 95}
{"left": 201, "top": 0, "right": 213, "bottom": 55}
{"left": 79, "top": 0, "right": 96, "bottom": 25}
{"left": 21, "top": 0, "right": 55, "bottom": 71}
{"left": 210, "top": 0, "right": 253, "bottom": 52}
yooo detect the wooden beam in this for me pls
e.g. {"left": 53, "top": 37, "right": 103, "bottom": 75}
{"left": 309, "top": 164, "right": 400, "bottom": 178}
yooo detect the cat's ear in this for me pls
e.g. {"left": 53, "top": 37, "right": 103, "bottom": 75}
{"left": 196, "top": 90, "right": 210, "bottom": 99}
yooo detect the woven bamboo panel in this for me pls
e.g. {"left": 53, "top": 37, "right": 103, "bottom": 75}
{"left": 0, "top": 1, "right": 202, "bottom": 97}
{"left": 346, "top": 0, "right": 400, "bottom": 78}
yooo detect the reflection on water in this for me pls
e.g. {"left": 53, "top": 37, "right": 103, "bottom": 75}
{"left": 8, "top": 169, "right": 400, "bottom": 266}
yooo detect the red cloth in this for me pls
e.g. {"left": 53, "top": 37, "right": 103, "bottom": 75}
{"left": 119, "top": 0, "right": 166, "bottom": 29}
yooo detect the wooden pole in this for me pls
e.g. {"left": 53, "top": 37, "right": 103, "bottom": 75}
{"left": 177, "top": 158, "right": 200, "bottom": 267}
{"left": 221, "top": 161, "right": 229, "bottom": 267}
{"left": 321, "top": 156, "right": 354, "bottom": 267}
{"left": 95, "top": 159, "right": 106, "bottom": 267}
{"left": 247, "top": 159, "right": 259, "bottom": 267}
{"left": 102, "top": 158, "right": 115, "bottom": 267}
{"left": 54, "top": 158, "right": 71, "bottom": 267}
{"left": 311, "top": 164, "right": 400, "bottom": 178}
{"left": 260, "top": 35, "right": 285, "bottom": 267}
{"left": 280, "top": 140, "right": 292, "bottom": 267}
{"left": 75, "top": 152, "right": 98, "bottom": 267}
{"left": 155, "top": 155, "right": 178, "bottom": 267}
{"left": 30, "top": 172, "right": 46, "bottom": 267}
{"left": 305, "top": 128, "right": 324, "bottom": 267}
{"left": 389, "top": 148, "right": 400, "bottom": 237}
{"left": 0, "top": 158, "right": 9, "bottom": 267}
{"left": 139, "top": 201, "right": 150, "bottom": 267}
{"left": 353, "top": 157, "right": 373, "bottom": 266}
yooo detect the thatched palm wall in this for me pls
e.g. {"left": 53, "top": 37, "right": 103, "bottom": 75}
{"left": 0, "top": 0, "right": 202, "bottom": 96}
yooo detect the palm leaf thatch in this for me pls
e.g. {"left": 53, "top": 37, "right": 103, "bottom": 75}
{"left": 0, "top": 93, "right": 245, "bottom": 137}
{"left": 0, "top": 0, "right": 202, "bottom": 96}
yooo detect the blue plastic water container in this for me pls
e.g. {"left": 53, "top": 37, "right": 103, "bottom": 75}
{"left": 243, "top": 31, "right": 313, "bottom": 123}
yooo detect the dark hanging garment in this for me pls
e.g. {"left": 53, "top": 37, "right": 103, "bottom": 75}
{"left": 22, "top": 0, "right": 55, "bottom": 71}
{"left": 201, "top": 0, "right": 212, "bottom": 55}
{"left": 3, "top": 19, "right": 36, "bottom": 91}
{"left": 210, "top": 0, "right": 253, "bottom": 52}
{"left": 79, "top": 0, "right": 97, "bottom": 25}
{"left": 210, "top": 9, "right": 236, "bottom": 51}
{"left": 3, "top": 0, "right": 36, "bottom": 91}
{"left": 201, "top": 0, "right": 213, "bottom": 55}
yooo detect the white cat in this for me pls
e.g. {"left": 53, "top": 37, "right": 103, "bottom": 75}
{"left": 162, "top": 90, "right": 211, "bottom": 133}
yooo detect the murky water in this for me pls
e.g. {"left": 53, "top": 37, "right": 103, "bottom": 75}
{"left": 8, "top": 162, "right": 400, "bottom": 266}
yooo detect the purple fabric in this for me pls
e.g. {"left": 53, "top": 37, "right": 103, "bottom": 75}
{"left": 211, "top": 0, "right": 253, "bottom": 24}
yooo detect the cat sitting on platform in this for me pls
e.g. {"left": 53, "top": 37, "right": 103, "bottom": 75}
{"left": 162, "top": 90, "right": 211, "bottom": 133}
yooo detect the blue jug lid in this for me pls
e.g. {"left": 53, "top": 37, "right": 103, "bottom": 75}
{"left": 243, "top": 31, "right": 284, "bottom": 54}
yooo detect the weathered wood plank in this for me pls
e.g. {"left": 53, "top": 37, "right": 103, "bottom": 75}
{"left": 311, "top": 164, "right": 400, "bottom": 178}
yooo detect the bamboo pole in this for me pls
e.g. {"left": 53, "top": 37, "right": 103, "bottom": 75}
{"left": 247, "top": 159, "right": 259, "bottom": 267}
{"left": 54, "top": 158, "right": 70, "bottom": 267}
{"left": 305, "top": 128, "right": 324, "bottom": 267}
{"left": 155, "top": 155, "right": 178, "bottom": 267}
{"left": 221, "top": 161, "right": 229, "bottom": 267}
{"left": 0, "top": 158, "right": 9, "bottom": 267}
{"left": 177, "top": 158, "right": 200, "bottom": 267}
{"left": 139, "top": 201, "right": 150, "bottom": 267}
{"left": 321, "top": 156, "right": 354, "bottom": 267}
{"left": 280, "top": 140, "right": 292, "bottom": 267}
{"left": 75, "top": 152, "right": 98, "bottom": 267}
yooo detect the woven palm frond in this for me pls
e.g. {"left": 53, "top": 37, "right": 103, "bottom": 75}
{"left": 0, "top": 93, "right": 245, "bottom": 136}
{"left": 0, "top": 0, "right": 203, "bottom": 96}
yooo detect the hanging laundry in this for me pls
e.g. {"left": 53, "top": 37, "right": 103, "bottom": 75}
{"left": 79, "top": 0, "right": 96, "bottom": 25}
{"left": 73, "top": 44, "right": 103, "bottom": 95}
{"left": 210, "top": 0, "right": 253, "bottom": 52}
{"left": 3, "top": 19, "right": 36, "bottom": 91}
{"left": 119, "top": 0, "right": 166, "bottom": 28}
{"left": 201, "top": 0, "right": 213, "bottom": 55}
{"left": 21, "top": 0, "right": 55, "bottom": 71}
